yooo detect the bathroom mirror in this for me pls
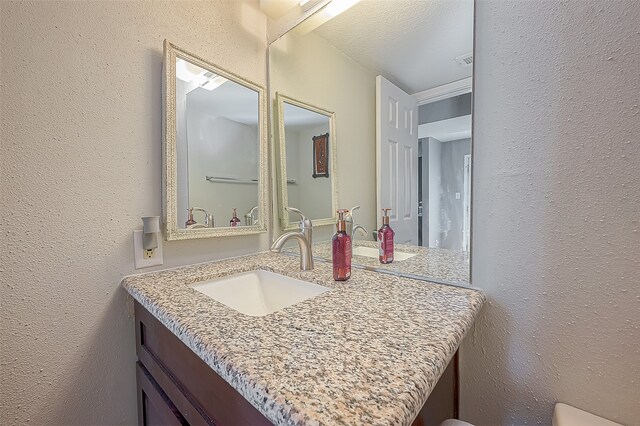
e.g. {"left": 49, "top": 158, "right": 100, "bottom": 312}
{"left": 276, "top": 93, "right": 337, "bottom": 230}
{"left": 163, "top": 40, "right": 268, "bottom": 240}
{"left": 268, "top": 0, "right": 473, "bottom": 285}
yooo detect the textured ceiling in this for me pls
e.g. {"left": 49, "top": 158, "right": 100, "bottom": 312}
{"left": 313, "top": 0, "right": 473, "bottom": 94}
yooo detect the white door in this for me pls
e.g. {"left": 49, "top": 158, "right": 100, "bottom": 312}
{"left": 376, "top": 76, "right": 418, "bottom": 244}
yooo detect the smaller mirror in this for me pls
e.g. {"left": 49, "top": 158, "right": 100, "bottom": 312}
{"left": 276, "top": 93, "right": 337, "bottom": 230}
{"left": 163, "top": 41, "right": 268, "bottom": 240}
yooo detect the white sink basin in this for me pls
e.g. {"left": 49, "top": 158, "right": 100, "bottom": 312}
{"left": 352, "top": 246, "right": 418, "bottom": 262}
{"left": 190, "top": 270, "right": 330, "bottom": 317}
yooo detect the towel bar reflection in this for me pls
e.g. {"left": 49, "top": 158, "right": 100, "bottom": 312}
{"left": 206, "top": 175, "right": 296, "bottom": 184}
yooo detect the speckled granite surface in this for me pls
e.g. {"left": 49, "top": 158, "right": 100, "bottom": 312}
{"left": 286, "top": 240, "right": 470, "bottom": 285}
{"left": 122, "top": 252, "right": 484, "bottom": 426}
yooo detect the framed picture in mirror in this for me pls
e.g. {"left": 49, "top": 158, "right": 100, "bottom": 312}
{"left": 312, "top": 133, "right": 329, "bottom": 178}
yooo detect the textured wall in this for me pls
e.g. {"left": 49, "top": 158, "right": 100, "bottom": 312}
{"left": 0, "top": 1, "right": 267, "bottom": 424}
{"left": 288, "top": 124, "right": 334, "bottom": 224}
{"left": 461, "top": 0, "right": 640, "bottom": 425}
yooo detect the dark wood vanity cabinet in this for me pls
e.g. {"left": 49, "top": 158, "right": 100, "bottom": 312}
{"left": 134, "top": 302, "right": 270, "bottom": 426}
{"left": 134, "top": 301, "right": 456, "bottom": 426}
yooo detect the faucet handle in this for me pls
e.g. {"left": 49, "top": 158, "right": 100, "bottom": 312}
{"left": 285, "top": 207, "right": 312, "bottom": 229}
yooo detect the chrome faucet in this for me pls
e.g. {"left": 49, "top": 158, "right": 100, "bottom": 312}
{"left": 346, "top": 205, "right": 368, "bottom": 240}
{"left": 270, "top": 207, "right": 314, "bottom": 271}
{"left": 244, "top": 205, "right": 258, "bottom": 226}
{"left": 190, "top": 207, "right": 214, "bottom": 228}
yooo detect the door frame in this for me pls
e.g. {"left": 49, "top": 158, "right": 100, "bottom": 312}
{"left": 413, "top": 77, "right": 472, "bottom": 106}
{"left": 462, "top": 154, "right": 472, "bottom": 252}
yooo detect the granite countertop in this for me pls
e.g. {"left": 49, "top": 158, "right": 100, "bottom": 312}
{"left": 122, "top": 252, "right": 484, "bottom": 426}
{"left": 286, "top": 240, "right": 470, "bottom": 285}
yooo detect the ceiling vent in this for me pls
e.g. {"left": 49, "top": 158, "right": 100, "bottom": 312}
{"left": 455, "top": 53, "right": 473, "bottom": 67}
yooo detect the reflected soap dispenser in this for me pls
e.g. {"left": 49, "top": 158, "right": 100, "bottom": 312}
{"left": 229, "top": 208, "right": 241, "bottom": 227}
{"left": 332, "top": 209, "right": 352, "bottom": 281}
{"left": 378, "top": 208, "right": 394, "bottom": 264}
{"left": 185, "top": 208, "right": 196, "bottom": 227}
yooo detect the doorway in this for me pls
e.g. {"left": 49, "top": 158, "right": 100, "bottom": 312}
{"left": 416, "top": 92, "right": 472, "bottom": 251}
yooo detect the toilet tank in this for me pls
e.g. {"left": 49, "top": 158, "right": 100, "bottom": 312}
{"left": 553, "top": 403, "right": 622, "bottom": 426}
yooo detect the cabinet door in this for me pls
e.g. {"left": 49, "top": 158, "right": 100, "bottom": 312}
{"left": 136, "top": 362, "right": 186, "bottom": 426}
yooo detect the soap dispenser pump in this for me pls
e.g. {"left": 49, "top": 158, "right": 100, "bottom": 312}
{"left": 378, "top": 208, "right": 395, "bottom": 264}
{"left": 332, "top": 209, "right": 352, "bottom": 281}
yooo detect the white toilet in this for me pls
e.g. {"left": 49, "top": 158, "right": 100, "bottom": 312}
{"left": 552, "top": 403, "right": 622, "bottom": 426}
{"left": 441, "top": 403, "right": 622, "bottom": 426}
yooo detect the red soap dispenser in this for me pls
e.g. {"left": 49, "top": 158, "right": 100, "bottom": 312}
{"left": 229, "top": 208, "right": 241, "bottom": 227}
{"left": 332, "top": 209, "right": 352, "bottom": 281}
{"left": 378, "top": 208, "right": 394, "bottom": 264}
{"left": 185, "top": 208, "right": 196, "bottom": 227}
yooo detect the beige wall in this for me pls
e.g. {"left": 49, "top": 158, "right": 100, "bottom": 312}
{"left": 285, "top": 124, "right": 333, "bottom": 225}
{"left": 0, "top": 1, "right": 268, "bottom": 424}
{"left": 186, "top": 114, "right": 259, "bottom": 225}
{"left": 269, "top": 31, "right": 377, "bottom": 242}
{"left": 462, "top": 0, "right": 640, "bottom": 424}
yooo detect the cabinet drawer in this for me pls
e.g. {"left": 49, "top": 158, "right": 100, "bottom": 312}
{"left": 135, "top": 302, "right": 270, "bottom": 426}
{"left": 136, "top": 362, "right": 186, "bottom": 426}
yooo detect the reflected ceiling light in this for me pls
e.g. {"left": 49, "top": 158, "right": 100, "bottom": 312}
{"left": 176, "top": 58, "right": 206, "bottom": 83}
{"left": 200, "top": 73, "right": 228, "bottom": 91}
{"left": 293, "top": 0, "right": 360, "bottom": 35}
{"left": 299, "top": 0, "right": 311, "bottom": 5}
{"left": 324, "top": 0, "right": 359, "bottom": 18}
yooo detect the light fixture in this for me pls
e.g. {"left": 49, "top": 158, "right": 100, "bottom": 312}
{"left": 324, "top": 0, "right": 359, "bottom": 18}
{"left": 293, "top": 0, "right": 361, "bottom": 35}
{"left": 299, "top": 0, "right": 311, "bottom": 6}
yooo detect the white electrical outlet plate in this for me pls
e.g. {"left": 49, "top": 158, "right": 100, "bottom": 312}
{"left": 133, "top": 230, "right": 163, "bottom": 269}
